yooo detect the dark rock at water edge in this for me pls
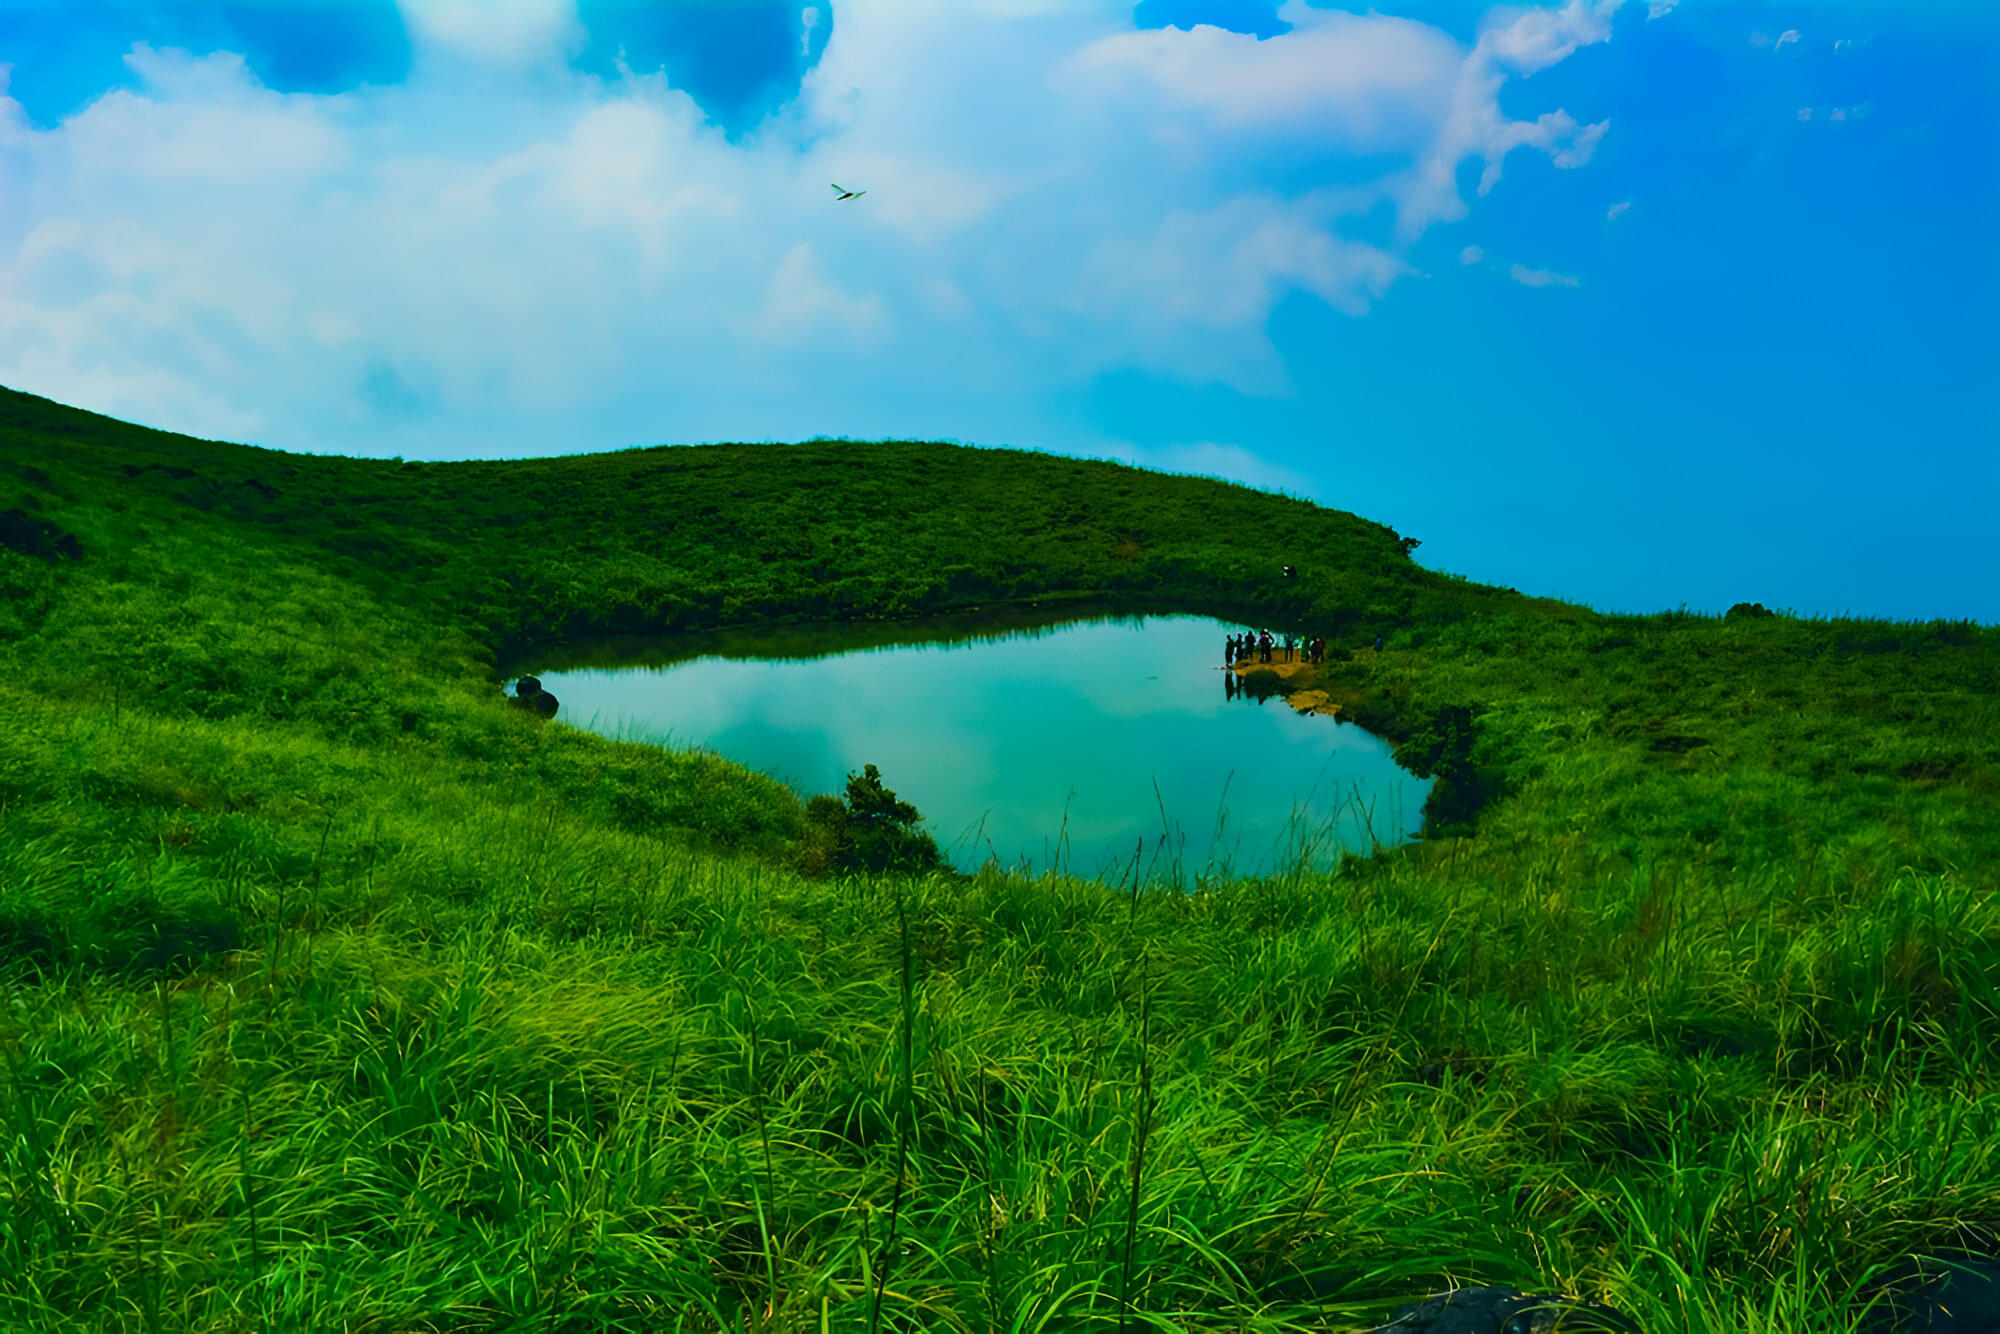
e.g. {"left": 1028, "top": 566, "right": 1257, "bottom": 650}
{"left": 510, "top": 677, "right": 559, "bottom": 719}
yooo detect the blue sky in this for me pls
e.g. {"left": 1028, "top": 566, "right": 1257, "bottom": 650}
{"left": 1, "top": 1, "right": 1993, "bottom": 622}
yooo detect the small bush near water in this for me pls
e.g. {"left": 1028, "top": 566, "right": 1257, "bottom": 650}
{"left": 1, "top": 385, "right": 1996, "bottom": 1331}
{"left": 798, "top": 764, "right": 945, "bottom": 877}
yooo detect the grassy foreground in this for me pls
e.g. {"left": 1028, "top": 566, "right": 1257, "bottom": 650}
{"left": 1, "top": 385, "right": 1996, "bottom": 1332}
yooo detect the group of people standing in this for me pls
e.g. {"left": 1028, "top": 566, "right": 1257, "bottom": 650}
{"left": 1226, "top": 628, "right": 1326, "bottom": 667}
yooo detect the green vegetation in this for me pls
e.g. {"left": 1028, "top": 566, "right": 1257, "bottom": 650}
{"left": 800, "top": 765, "right": 945, "bottom": 878}
{"left": 1, "top": 383, "right": 1996, "bottom": 1331}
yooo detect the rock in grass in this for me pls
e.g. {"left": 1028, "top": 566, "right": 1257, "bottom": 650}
{"left": 510, "top": 676, "right": 559, "bottom": 719}
{"left": 0, "top": 508, "right": 83, "bottom": 560}
{"left": 1364, "top": 1285, "right": 1641, "bottom": 1333}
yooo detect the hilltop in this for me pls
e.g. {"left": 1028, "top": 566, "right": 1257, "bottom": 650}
{"left": 1, "top": 384, "right": 1996, "bottom": 1332}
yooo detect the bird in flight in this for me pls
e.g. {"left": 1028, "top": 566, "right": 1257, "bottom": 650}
{"left": 830, "top": 183, "right": 866, "bottom": 201}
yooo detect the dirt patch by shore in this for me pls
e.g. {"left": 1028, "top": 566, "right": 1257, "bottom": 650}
{"left": 1231, "top": 656, "right": 1342, "bottom": 717}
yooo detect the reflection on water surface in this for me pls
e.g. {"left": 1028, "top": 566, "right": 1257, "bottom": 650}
{"left": 538, "top": 613, "right": 1429, "bottom": 880}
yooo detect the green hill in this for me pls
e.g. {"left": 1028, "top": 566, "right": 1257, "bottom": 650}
{"left": 2, "top": 383, "right": 1995, "bottom": 1331}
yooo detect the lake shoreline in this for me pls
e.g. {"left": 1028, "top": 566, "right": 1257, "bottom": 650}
{"left": 1229, "top": 652, "right": 1364, "bottom": 719}
{"left": 541, "top": 615, "right": 1431, "bottom": 875}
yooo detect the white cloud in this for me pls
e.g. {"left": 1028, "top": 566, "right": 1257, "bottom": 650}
{"left": 1646, "top": 0, "right": 1678, "bottom": 18}
{"left": 921, "top": 277, "right": 972, "bottom": 321}
{"left": 1067, "top": 5, "right": 1462, "bottom": 149}
{"left": 746, "top": 243, "right": 886, "bottom": 346}
{"left": 1774, "top": 29, "right": 1802, "bottom": 51}
{"left": 1071, "top": 192, "right": 1408, "bottom": 390}
{"left": 1550, "top": 118, "right": 1609, "bottom": 169}
{"left": 1099, "top": 439, "right": 1317, "bottom": 498}
{"left": 0, "top": 0, "right": 1624, "bottom": 454}
{"left": 1606, "top": 200, "right": 1631, "bottom": 221}
{"left": 1460, "top": 244, "right": 1485, "bottom": 264}
{"left": 1481, "top": 0, "right": 1622, "bottom": 74}
{"left": 399, "top": 0, "right": 582, "bottom": 69}
{"left": 1509, "top": 263, "right": 1580, "bottom": 287}
{"left": 1798, "top": 107, "right": 1813, "bottom": 121}
{"left": 307, "top": 310, "right": 362, "bottom": 346}
{"left": 68, "top": 46, "right": 352, "bottom": 184}
{"left": 1394, "top": 0, "right": 1617, "bottom": 237}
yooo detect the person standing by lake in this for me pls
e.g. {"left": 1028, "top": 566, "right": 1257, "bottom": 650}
{"left": 1259, "top": 629, "right": 1273, "bottom": 663}
{"left": 1226, "top": 634, "right": 1237, "bottom": 665}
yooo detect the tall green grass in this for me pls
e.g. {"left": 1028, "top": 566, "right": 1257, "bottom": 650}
{"left": 5, "top": 841, "right": 1992, "bottom": 1329}
{"left": 1, "top": 385, "right": 1996, "bottom": 1329}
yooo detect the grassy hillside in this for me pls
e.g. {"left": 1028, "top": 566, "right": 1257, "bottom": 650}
{"left": 1, "top": 384, "right": 1996, "bottom": 1332}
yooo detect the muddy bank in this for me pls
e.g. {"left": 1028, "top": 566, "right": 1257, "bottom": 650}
{"left": 1230, "top": 655, "right": 1354, "bottom": 718}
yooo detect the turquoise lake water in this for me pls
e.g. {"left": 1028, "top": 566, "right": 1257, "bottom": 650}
{"left": 538, "top": 613, "right": 1429, "bottom": 880}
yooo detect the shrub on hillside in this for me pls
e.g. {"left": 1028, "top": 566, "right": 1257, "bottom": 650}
{"left": 1394, "top": 703, "right": 1504, "bottom": 837}
{"left": 796, "top": 763, "right": 943, "bottom": 877}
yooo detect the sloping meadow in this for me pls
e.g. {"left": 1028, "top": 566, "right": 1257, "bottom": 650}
{"left": 2, "top": 386, "right": 1996, "bottom": 1331}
